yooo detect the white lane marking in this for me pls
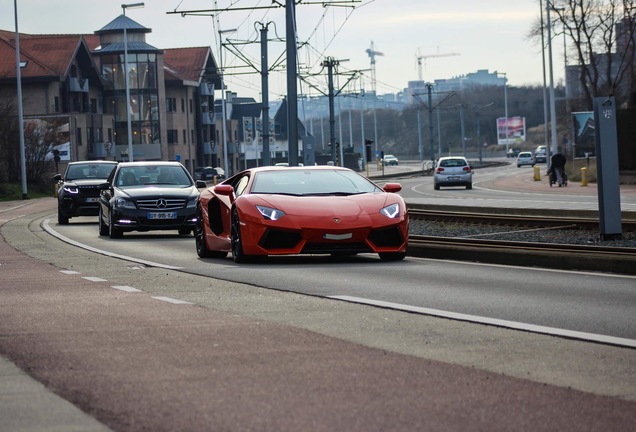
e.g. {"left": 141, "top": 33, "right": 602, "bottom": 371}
{"left": 43, "top": 219, "right": 183, "bottom": 271}
{"left": 82, "top": 276, "right": 108, "bottom": 283}
{"left": 408, "top": 255, "right": 636, "bottom": 279}
{"left": 329, "top": 295, "right": 636, "bottom": 349}
{"left": 152, "top": 296, "right": 193, "bottom": 305}
{"left": 112, "top": 285, "right": 142, "bottom": 293}
{"left": 60, "top": 270, "right": 81, "bottom": 275}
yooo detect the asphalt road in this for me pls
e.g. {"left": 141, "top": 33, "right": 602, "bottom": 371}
{"left": 1, "top": 165, "right": 636, "bottom": 431}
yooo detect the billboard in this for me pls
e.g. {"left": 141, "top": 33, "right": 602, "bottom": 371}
{"left": 497, "top": 116, "right": 526, "bottom": 145}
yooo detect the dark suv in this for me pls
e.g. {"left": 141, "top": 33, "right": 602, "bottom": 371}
{"left": 54, "top": 161, "right": 118, "bottom": 225}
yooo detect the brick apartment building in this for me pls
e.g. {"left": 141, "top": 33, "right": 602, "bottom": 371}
{"left": 0, "top": 13, "right": 224, "bottom": 173}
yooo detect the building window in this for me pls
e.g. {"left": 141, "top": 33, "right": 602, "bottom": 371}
{"left": 166, "top": 98, "right": 177, "bottom": 113}
{"left": 189, "top": 99, "right": 193, "bottom": 113}
{"left": 54, "top": 96, "right": 60, "bottom": 113}
{"left": 76, "top": 127, "right": 82, "bottom": 146}
{"left": 183, "top": 129, "right": 187, "bottom": 144}
{"left": 167, "top": 129, "right": 178, "bottom": 144}
{"left": 181, "top": 98, "right": 185, "bottom": 113}
{"left": 191, "top": 129, "right": 195, "bottom": 144}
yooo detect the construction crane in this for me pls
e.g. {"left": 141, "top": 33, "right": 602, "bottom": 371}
{"left": 415, "top": 48, "right": 460, "bottom": 81}
{"left": 365, "top": 41, "right": 383, "bottom": 93}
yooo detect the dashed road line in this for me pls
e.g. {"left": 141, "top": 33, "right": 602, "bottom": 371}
{"left": 152, "top": 296, "right": 193, "bottom": 305}
{"left": 82, "top": 276, "right": 109, "bottom": 283}
{"left": 111, "top": 285, "right": 142, "bottom": 293}
{"left": 60, "top": 270, "right": 81, "bottom": 275}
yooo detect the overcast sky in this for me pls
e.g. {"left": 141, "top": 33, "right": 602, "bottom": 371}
{"left": 2, "top": 0, "right": 559, "bottom": 100}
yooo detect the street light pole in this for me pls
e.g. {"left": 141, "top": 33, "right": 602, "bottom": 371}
{"left": 14, "top": 0, "right": 27, "bottom": 199}
{"left": 496, "top": 72, "right": 509, "bottom": 153}
{"left": 219, "top": 29, "right": 236, "bottom": 176}
{"left": 546, "top": 3, "right": 558, "bottom": 159}
{"left": 122, "top": 2, "right": 144, "bottom": 162}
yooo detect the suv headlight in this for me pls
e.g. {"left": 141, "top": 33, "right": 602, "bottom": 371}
{"left": 63, "top": 186, "right": 79, "bottom": 194}
{"left": 114, "top": 197, "right": 136, "bottom": 209}
{"left": 256, "top": 205, "right": 285, "bottom": 221}
{"left": 380, "top": 203, "right": 400, "bottom": 219}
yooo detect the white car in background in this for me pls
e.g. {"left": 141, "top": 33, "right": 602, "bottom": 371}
{"left": 433, "top": 156, "right": 473, "bottom": 190}
{"left": 516, "top": 151, "right": 535, "bottom": 167}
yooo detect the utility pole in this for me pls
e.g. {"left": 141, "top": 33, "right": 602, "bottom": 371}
{"left": 322, "top": 57, "right": 338, "bottom": 164}
{"left": 427, "top": 84, "right": 435, "bottom": 162}
{"left": 259, "top": 23, "right": 271, "bottom": 166}
{"left": 286, "top": 0, "right": 299, "bottom": 166}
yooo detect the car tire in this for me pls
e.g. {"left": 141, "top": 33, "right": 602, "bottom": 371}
{"left": 517, "top": 164, "right": 521, "bottom": 168}
{"left": 178, "top": 228, "right": 192, "bottom": 236}
{"left": 379, "top": 252, "right": 406, "bottom": 261}
{"left": 108, "top": 212, "right": 123, "bottom": 239}
{"left": 98, "top": 207, "right": 108, "bottom": 236}
{"left": 231, "top": 208, "right": 252, "bottom": 263}
{"left": 466, "top": 183, "right": 472, "bottom": 190}
{"left": 58, "top": 208, "right": 69, "bottom": 225}
{"left": 434, "top": 184, "right": 440, "bottom": 190}
{"left": 195, "top": 209, "right": 227, "bottom": 259}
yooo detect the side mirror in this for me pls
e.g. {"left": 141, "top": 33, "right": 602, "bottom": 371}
{"left": 213, "top": 184, "right": 234, "bottom": 196}
{"left": 98, "top": 182, "right": 110, "bottom": 191}
{"left": 195, "top": 180, "right": 207, "bottom": 189}
{"left": 383, "top": 183, "right": 402, "bottom": 193}
{"left": 53, "top": 174, "right": 62, "bottom": 182}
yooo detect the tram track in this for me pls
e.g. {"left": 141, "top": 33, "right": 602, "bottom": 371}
{"left": 405, "top": 204, "right": 636, "bottom": 275}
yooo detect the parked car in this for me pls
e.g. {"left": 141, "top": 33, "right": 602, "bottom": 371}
{"left": 433, "top": 156, "right": 473, "bottom": 190}
{"left": 194, "top": 166, "right": 225, "bottom": 181}
{"left": 516, "top": 151, "right": 535, "bottom": 167}
{"left": 194, "top": 166, "right": 409, "bottom": 262}
{"left": 53, "top": 160, "right": 118, "bottom": 225}
{"left": 382, "top": 154, "right": 399, "bottom": 166}
{"left": 506, "top": 148, "right": 522, "bottom": 158}
{"left": 98, "top": 161, "right": 199, "bottom": 238}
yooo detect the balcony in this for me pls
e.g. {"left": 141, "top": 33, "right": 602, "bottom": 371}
{"left": 69, "top": 77, "right": 89, "bottom": 93}
{"left": 203, "top": 141, "right": 216, "bottom": 155}
{"left": 200, "top": 82, "right": 214, "bottom": 96}
{"left": 201, "top": 111, "right": 215, "bottom": 125}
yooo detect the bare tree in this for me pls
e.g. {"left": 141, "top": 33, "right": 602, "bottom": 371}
{"left": 540, "top": 0, "right": 635, "bottom": 110}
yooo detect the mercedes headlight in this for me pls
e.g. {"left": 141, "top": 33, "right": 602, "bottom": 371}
{"left": 186, "top": 196, "right": 198, "bottom": 208}
{"left": 115, "top": 197, "right": 136, "bottom": 209}
{"left": 256, "top": 205, "right": 285, "bottom": 221}
{"left": 380, "top": 203, "right": 400, "bottom": 219}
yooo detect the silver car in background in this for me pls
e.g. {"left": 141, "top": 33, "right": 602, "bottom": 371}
{"left": 433, "top": 156, "right": 473, "bottom": 190}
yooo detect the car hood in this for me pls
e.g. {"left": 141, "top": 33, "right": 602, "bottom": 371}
{"left": 251, "top": 193, "right": 399, "bottom": 217}
{"left": 65, "top": 179, "right": 109, "bottom": 186}
{"left": 118, "top": 186, "right": 198, "bottom": 199}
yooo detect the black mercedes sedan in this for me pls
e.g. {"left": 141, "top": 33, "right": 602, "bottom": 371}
{"left": 54, "top": 160, "right": 118, "bottom": 225}
{"left": 98, "top": 161, "right": 200, "bottom": 238}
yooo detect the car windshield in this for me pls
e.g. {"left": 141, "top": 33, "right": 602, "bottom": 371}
{"left": 251, "top": 169, "right": 382, "bottom": 196}
{"left": 116, "top": 165, "right": 193, "bottom": 188}
{"left": 439, "top": 159, "right": 467, "bottom": 168}
{"left": 65, "top": 163, "right": 116, "bottom": 180}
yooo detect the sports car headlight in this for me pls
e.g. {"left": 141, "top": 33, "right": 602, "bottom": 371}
{"left": 256, "top": 205, "right": 285, "bottom": 221}
{"left": 63, "top": 186, "right": 79, "bottom": 194}
{"left": 380, "top": 203, "right": 400, "bottom": 219}
{"left": 115, "top": 197, "right": 136, "bottom": 209}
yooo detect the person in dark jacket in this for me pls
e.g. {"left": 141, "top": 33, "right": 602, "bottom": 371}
{"left": 550, "top": 150, "right": 566, "bottom": 186}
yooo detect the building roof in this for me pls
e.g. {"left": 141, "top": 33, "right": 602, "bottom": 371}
{"left": 96, "top": 15, "right": 150, "bottom": 35}
{"left": 164, "top": 47, "right": 218, "bottom": 85}
{"left": 0, "top": 31, "right": 89, "bottom": 79}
